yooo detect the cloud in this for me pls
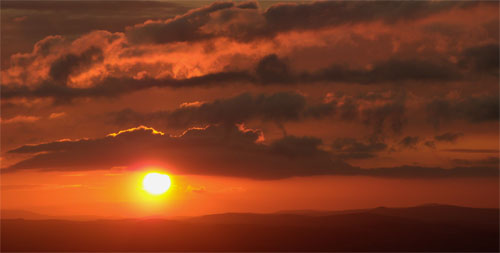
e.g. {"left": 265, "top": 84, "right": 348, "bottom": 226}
{"left": 4, "top": 125, "right": 350, "bottom": 179}
{"left": 254, "top": 55, "right": 461, "bottom": 85}
{"left": 110, "top": 92, "right": 335, "bottom": 129}
{"left": 1, "top": 71, "right": 255, "bottom": 103}
{"left": 399, "top": 136, "right": 420, "bottom": 149}
{"left": 255, "top": 54, "right": 293, "bottom": 84}
{"left": 106, "top": 90, "right": 416, "bottom": 140}
{"left": 2, "top": 0, "right": 488, "bottom": 103}
{"left": 459, "top": 43, "right": 499, "bottom": 75}
{"left": 434, "top": 132, "right": 464, "bottom": 143}
{"left": 361, "top": 165, "right": 498, "bottom": 178}
{"left": 314, "top": 58, "right": 460, "bottom": 84}
{"left": 331, "top": 138, "right": 387, "bottom": 159}
{"left": 4, "top": 125, "right": 497, "bottom": 179}
{"left": 1, "top": 52, "right": 464, "bottom": 102}
{"left": 48, "top": 46, "right": 104, "bottom": 85}
{"left": 2, "top": 30, "right": 123, "bottom": 89}
{"left": 426, "top": 95, "right": 499, "bottom": 127}
{"left": 423, "top": 132, "right": 464, "bottom": 149}
{"left": 108, "top": 91, "right": 413, "bottom": 140}
{"left": 269, "top": 135, "right": 324, "bottom": 157}
{"left": 255, "top": 55, "right": 461, "bottom": 84}
{"left": 422, "top": 22, "right": 464, "bottom": 37}
{"left": 442, "top": 149, "right": 499, "bottom": 154}
{"left": 126, "top": 1, "right": 475, "bottom": 44}
{"left": 108, "top": 91, "right": 411, "bottom": 138}
{"left": 424, "top": 141, "right": 436, "bottom": 149}
{"left": 49, "top": 112, "right": 66, "bottom": 119}
{"left": 0, "top": 115, "right": 40, "bottom": 124}
{"left": 126, "top": 2, "right": 255, "bottom": 44}
{"left": 452, "top": 157, "right": 499, "bottom": 167}
{"left": 1, "top": 0, "right": 188, "bottom": 67}
{"left": 360, "top": 94, "right": 407, "bottom": 138}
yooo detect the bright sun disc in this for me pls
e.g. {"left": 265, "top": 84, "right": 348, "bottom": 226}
{"left": 143, "top": 172, "right": 171, "bottom": 195}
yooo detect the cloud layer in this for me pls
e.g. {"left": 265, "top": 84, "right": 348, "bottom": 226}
{"left": 1, "top": 0, "right": 498, "bottom": 180}
{"left": 5, "top": 125, "right": 498, "bottom": 179}
{"left": 1, "top": 1, "right": 497, "bottom": 101}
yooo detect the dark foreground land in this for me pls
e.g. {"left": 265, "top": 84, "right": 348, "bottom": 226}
{"left": 1, "top": 204, "right": 499, "bottom": 252}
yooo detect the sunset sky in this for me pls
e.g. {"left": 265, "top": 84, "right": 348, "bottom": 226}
{"left": 1, "top": 0, "right": 498, "bottom": 218}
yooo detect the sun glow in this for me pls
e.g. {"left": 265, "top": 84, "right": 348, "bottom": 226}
{"left": 142, "top": 172, "right": 171, "bottom": 195}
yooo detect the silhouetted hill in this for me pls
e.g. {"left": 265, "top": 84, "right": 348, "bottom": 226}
{"left": 1, "top": 209, "right": 116, "bottom": 221}
{"left": 368, "top": 204, "right": 498, "bottom": 226}
{"left": 1, "top": 209, "right": 53, "bottom": 220}
{"left": 274, "top": 208, "right": 366, "bottom": 216}
{"left": 2, "top": 204, "right": 498, "bottom": 251}
{"left": 274, "top": 204, "right": 498, "bottom": 226}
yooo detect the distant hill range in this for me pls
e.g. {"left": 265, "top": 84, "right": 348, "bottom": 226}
{"left": 1, "top": 209, "right": 118, "bottom": 221}
{"left": 2, "top": 204, "right": 498, "bottom": 251}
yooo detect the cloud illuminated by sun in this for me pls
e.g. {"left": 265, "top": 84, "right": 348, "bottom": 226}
{"left": 107, "top": 126, "right": 165, "bottom": 137}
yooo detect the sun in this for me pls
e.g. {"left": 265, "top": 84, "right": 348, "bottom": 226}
{"left": 142, "top": 172, "right": 171, "bottom": 195}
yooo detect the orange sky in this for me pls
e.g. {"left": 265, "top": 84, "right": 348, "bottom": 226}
{"left": 1, "top": 0, "right": 498, "bottom": 217}
{"left": 2, "top": 170, "right": 498, "bottom": 217}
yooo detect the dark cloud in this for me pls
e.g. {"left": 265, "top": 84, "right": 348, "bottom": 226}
{"left": 4, "top": 35, "right": 66, "bottom": 84}
{"left": 3, "top": 54, "right": 460, "bottom": 102}
{"left": 338, "top": 98, "right": 358, "bottom": 121}
{"left": 1, "top": 1, "right": 183, "bottom": 12}
{"left": 399, "top": 136, "right": 420, "bottom": 149}
{"left": 236, "top": 1, "right": 259, "bottom": 10}
{"left": 29, "top": 35, "right": 65, "bottom": 57}
{"left": 4, "top": 125, "right": 350, "bottom": 179}
{"left": 106, "top": 90, "right": 413, "bottom": 143}
{"left": 361, "top": 165, "right": 498, "bottom": 178}
{"left": 459, "top": 43, "right": 499, "bottom": 75}
{"left": 422, "top": 22, "right": 464, "bottom": 37}
{"left": 426, "top": 95, "right": 499, "bottom": 127}
{"left": 255, "top": 54, "right": 292, "bottom": 84}
{"left": 424, "top": 141, "right": 436, "bottom": 149}
{"left": 1, "top": 1, "right": 188, "bottom": 68}
{"left": 126, "top": 2, "right": 251, "bottom": 44}
{"left": 452, "top": 157, "right": 499, "bottom": 167}
{"left": 304, "top": 101, "right": 338, "bottom": 119}
{"left": 0, "top": 71, "right": 254, "bottom": 103}
{"left": 434, "top": 132, "right": 464, "bottom": 143}
{"left": 107, "top": 90, "right": 411, "bottom": 140}
{"left": 126, "top": 1, "right": 475, "bottom": 44}
{"left": 315, "top": 58, "right": 460, "bottom": 84}
{"left": 482, "top": 20, "right": 499, "bottom": 41}
{"left": 110, "top": 92, "right": 335, "bottom": 129}
{"left": 109, "top": 91, "right": 409, "bottom": 139}
{"left": 331, "top": 138, "right": 387, "bottom": 159}
{"left": 360, "top": 93, "right": 407, "bottom": 139}
{"left": 442, "top": 149, "right": 499, "bottom": 154}
{"left": 253, "top": 55, "right": 461, "bottom": 85}
{"left": 264, "top": 1, "right": 478, "bottom": 33}
{"left": 49, "top": 46, "right": 103, "bottom": 84}
{"left": 424, "top": 132, "right": 466, "bottom": 149}
{"left": 1, "top": 1, "right": 495, "bottom": 102}
{"left": 4, "top": 125, "right": 497, "bottom": 178}
{"left": 270, "top": 135, "right": 323, "bottom": 157}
